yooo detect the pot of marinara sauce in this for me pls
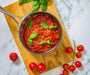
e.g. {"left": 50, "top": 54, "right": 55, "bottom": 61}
{"left": 0, "top": 6, "right": 62, "bottom": 55}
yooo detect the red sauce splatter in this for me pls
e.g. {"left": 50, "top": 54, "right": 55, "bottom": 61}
{"left": 21, "top": 14, "right": 61, "bottom": 53}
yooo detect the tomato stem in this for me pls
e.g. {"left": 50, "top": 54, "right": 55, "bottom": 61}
{"left": 71, "top": 40, "right": 76, "bottom": 65}
{"left": 38, "top": 72, "right": 41, "bottom": 74}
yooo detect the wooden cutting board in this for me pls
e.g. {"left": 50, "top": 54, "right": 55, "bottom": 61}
{"left": 4, "top": 0, "right": 74, "bottom": 75}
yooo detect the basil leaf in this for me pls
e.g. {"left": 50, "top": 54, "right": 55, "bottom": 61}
{"left": 40, "top": 23, "right": 48, "bottom": 28}
{"left": 27, "top": 26, "right": 32, "bottom": 29}
{"left": 27, "top": 39, "right": 33, "bottom": 46}
{"left": 33, "top": 0, "right": 39, "bottom": 5}
{"left": 27, "top": 19, "right": 32, "bottom": 29}
{"left": 30, "top": 33, "right": 39, "bottom": 39}
{"left": 33, "top": 0, "right": 39, "bottom": 1}
{"left": 19, "top": 0, "right": 33, "bottom": 5}
{"left": 41, "top": 3, "right": 47, "bottom": 11}
{"left": 39, "top": 0, "right": 50, "bottom": 3}
{"left": 39, "top": 40, "right": 46, "bottom": 45}
{"left": 49, "top": 25, "right": 58, "bottom": 30}
{"left": 28, "top": 19, "right": 32, "bottom": 25}
{"left": 31, "top": 1, "right": 40, "bottom": 12}
{"left": 47, "top": 40, "right": 53, "bottom": 44}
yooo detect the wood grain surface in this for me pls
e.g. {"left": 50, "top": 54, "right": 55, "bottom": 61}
{"left": 4, "top": 0, "right": 74, "bottom": 75}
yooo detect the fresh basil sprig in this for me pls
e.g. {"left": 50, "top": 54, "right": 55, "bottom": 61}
{"left": 41, "top": 3, "right": 47, "bottom": 11}
{"left": 39, "top": 40, "right": 46, "bottom": 45}
{"left": 39, "top": 0, "right": 50, "bottom": 3}
{"left": 27, "top": 19, "right": 32, "bottom": 29}
{"left": 19, "top": 0, "right": 33, "bottom": 5}
{"left": 19, "top": 0, "right": 50, "bottom": 12}
{"left": 47, "top": 40, "right": 53, "bottom": 44}
{"left": 27, "top": 39, "right": 33, "bottom": 46}
{"left": 29, "top": 33, "right": 39, "bottom": 39}
{"left": 31, "top": 1, "right": 40, "bottom": 13}
{"left": 49, "top": 25, "right": 58, "bottom": 30}
{"left": 40, "top": 23, "right": 48, "bottom": 28}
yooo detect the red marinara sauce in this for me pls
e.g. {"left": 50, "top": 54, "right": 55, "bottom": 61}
{"left": 21, "top": 14, "right": 61, "bottom": 53}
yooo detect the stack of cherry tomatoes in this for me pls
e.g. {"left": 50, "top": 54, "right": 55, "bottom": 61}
{"left": 60, "top": 45, "right": 84, "bottom": 75}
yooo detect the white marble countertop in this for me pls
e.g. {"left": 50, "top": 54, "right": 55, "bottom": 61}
{"left": 0, "top": 0, "right": 90, "bottom": 75}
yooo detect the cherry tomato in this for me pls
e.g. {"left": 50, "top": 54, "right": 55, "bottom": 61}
{"left": 69, "top": 65, "right": 76, "bottom": 72}
{"left": 29, "top": 63, "right": 37, "bottom": 71}
{"left": 66, "top": 47, "right": 73, "bottom": 54}
{"left": 76, "top": 52, "right": 82, "bottom": 58}
{"left": 77, "top": 45, "right": 84, "bottom": 52}
{"left": 37, "top": 63, "right": 46, "bottom": 72}
{"left": 63, "top": 69, "right": 68, "bottom": 75}
{"left": 9, "top": 53, "right": 18, "bottom": 61}
{"left": 75, "top": 61, "right": 82, "bottom": 68}
{"left": 63, "top": 64, "right": 69, "bottom": 70}
{"left": 60, "top": 74, "right": 63, "bottom": 75}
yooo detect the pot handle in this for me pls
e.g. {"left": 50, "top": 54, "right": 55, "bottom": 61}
{"left": 0, "top": 6, "right": 23, "bottom": 25}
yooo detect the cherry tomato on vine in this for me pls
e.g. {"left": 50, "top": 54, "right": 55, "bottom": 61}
{"left": 69, "top": 65, "right": 76, "bottom": 72}
{"left": 66, "top": 47, "right": 73, "bottom": 54}
{"left": 63, "top": 64, "right": 69, "bottom": 70}
{"left": 76, "top": 52, "right": 82, "bottom": 58}
{"left": 75, "top": 61, "right": 82, "bottom": 68}
{"left": 37, "top": 63, "right": 46, "bottom": 72}
{"left": 29, "top": 63, "right": 37, "bottom": 71}
{"left": 77, "top": 45, "right": 84, "bottom": 52}
{"left": 63, "top": 69, "right": 68, "bottom": 75}
{"left": 9, "top": 53, "right": 18, "bottom": 61}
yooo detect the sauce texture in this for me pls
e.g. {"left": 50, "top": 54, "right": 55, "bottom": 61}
{"left": 21, "top": 14, "right": 61, "bottom": 53}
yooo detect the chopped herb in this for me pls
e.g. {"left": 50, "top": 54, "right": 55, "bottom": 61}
{"left": 40, "top": 23, "right": 48, "bottom": 28}
{"left": 29, "top": 33, "right": 39, "bottom": 39}
{"left": 27, "top": 39, "right": 33, "bottom": 46}
{"left": 39, "top": 40, "right": 47, "bottom": 45}
{"left": 49, "top": 25, "right": 58, "bottom": 30}
{"left": 39, "top": 40, "right": 53, "bottom": 45}
{"left": 27, "top": 19, "right": 32, "bottom": 29}
{"left": 47, "top": 40, "right": 53, "bottom": 44}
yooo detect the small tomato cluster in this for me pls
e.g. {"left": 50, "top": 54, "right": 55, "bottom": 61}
{"left": 29, "top": 63, "right": 46, "bottom": 73}
{"left": 9, "top": 53, "right": 46, "bottom": 73}
{"left": 60, "top": 44, "right": 84, "bottom": 75}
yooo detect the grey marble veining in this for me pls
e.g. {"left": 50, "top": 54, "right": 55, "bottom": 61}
{"left": 54, "top": 0, "right": 82, "bottom": 30}
{"left": 0, "top": 0, "right": 90, "bottom": 75}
